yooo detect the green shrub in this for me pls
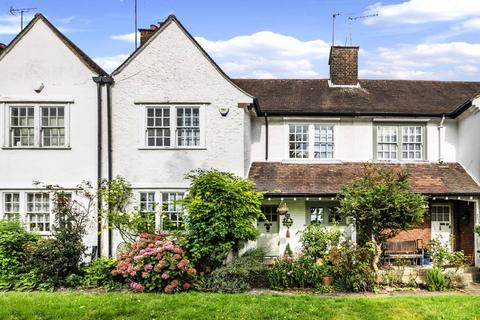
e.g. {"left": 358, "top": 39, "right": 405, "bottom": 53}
{"left": 202, "top": 249, "right": 268, "bottom": 293}
{"left": 299, "top": 224, "right": 341, "bottom": 261}
{"left": 268, "top": 255, "right": 327, "bottom": 289}
{"left": 425, "top": 267, "right": 448, "bottom": 291}
{"left": 82, "top": 258, "right": 123, "bottom": 289}
{"left": 0, "top": 220, "right": 38, "bottom": 290}
{"left": 444, "top": 270, "right": 467, "bottom": 289}
{"left": 13, "top": 271, "right": 39, "bottom": 292}
{"left": 329, "top": 243, "right": 375, "bottom": 292}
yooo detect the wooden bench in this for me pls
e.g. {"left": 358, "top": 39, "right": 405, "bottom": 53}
{"left": 382, "top": 239, "right": 423, "bottom": 265}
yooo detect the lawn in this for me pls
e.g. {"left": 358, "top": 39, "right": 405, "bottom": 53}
{"left": 1, "top": 292, "right": 480, "bottom": 320}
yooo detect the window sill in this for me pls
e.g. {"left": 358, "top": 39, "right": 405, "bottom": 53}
{"left": 138, "top": 147, "right": 207, "bottom": 151}
{"left": 374, "top": 159, "right": 428, "bottom": 163}
{"left": 2, "top": 147, "right": 71, "bottom": 150}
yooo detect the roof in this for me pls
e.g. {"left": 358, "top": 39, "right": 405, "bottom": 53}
{"left": 233, "top": 79, "right": 480, "bottom": 118}
{"left": 111, "top": 15, "right": 253, "bottom": 98}
{"left": 0, "top": 14, "right": 106, "bottom": 76}
{"left": 248, "top": 162, "right": 480, "bottom": 196}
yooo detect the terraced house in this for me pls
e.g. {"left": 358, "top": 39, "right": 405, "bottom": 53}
{"left": 1, "top": 14, "right": 479, "bottom": 267}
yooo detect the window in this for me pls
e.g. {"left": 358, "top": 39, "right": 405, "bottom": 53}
{"left": 431, "top": 205, "right": 450, "bottom": 222}
{"left": 177, "top": 107, "right": 200, "bottom": 147}
{"left": 309, "top": 207, "right": 324, "bottom": 224}
{"left": 289, "top": 124, "right": 309, "bottom": 159}
{"left": 314, "top": 125, "right": 334, "bottom": 159}
{"left": 402, "top": 126, "right": 422, "bottom": 160}
{"left": 8, "top": 105, "right": 68, "bottom": 148}
{"left": 10, "top": 107, "right": 35, "bottom": 147}
{"left": 3, "top": 193, "right": 20, "bottom": 220}
{"left": 259, "top": 205, "right": 279, "bottom": 223}
{"left": 288, "top": 124, "right": 335, "bottom": 160}
{"left": 309, "top": 206, "right": 345, "bottom": 225}
{"left": 144, "top": 106, "right": 202, "bottom": 148}
{"left": 41, "top": 107, "right": 65, "bottom": 147}
{"left": 376, "top": 125, "right": 424, "bottom": 161}
{"left": 161, "top": 193, "right": 184, "bottom": 228}
{"left": 140, "top": 192, "right": 156, "bottom": 212}
{"left": 26, "top": 193, "right": 50, "bottom": 232}
{"left": 146, "top": 107, "right": 170, "bottom": 147}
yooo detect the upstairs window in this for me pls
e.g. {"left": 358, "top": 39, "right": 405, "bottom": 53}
{"left": 376, "top": 125, "right": 424, "bottom": 161}
{"left": 10, "top": 107, "right": 35, "bottom": 147}
{"left": 41, "top": 107, "right": 65, "bottom": 147}
{"left": 288, "top": 124, "right": 335, "bottom": 160}
{"left": 145, "top": 106, "right": 202, "bottom": 148}
{"left": 8, "top": 105, "right": 68, "bottom": 148}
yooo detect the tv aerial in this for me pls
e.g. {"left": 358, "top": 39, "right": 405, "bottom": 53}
{"left": 10, "top": 6, "right": 37, "bottom": 30}
{"left": 331, "top": 12, "right": 353, "bottom": 45}
{"left": 346, "top": 13, "right": 378, "bottom": 46}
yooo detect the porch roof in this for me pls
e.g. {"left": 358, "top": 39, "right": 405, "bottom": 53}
{"left": 248, "top": 162, "right": 480, "bottom": 197}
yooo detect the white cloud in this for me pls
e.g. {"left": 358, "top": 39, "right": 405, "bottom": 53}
{"left": 0, "top": 15, "right": 23, "bottom": 35}
{"left": 94, "top": 54, "right": 129, "bottom": 72}
{"left": 111, "top": 32, "right": 139, "bottom": 43}
{"left": 196, "top": 31, "right": 330, "bottom": 78}
{"left": 364, "top": 0, "right": 480, "bottom": 25}
{"left": 361, "top": 42, "right": 480, "bottom": 80}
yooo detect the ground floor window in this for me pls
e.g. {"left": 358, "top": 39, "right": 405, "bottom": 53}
{"left": 26, "top": 193, "right": 51, "bottom": 232}
{"left": 161, "top": 192, "right": 185, "bottom": 229}
{"left": 3, "top": 193, "right": 20, "bottom": 220}
{"left": 258, "top": 205, "right": 279, "bottom": 233}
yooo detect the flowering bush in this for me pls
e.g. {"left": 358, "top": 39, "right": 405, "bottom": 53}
{"left": 113, "top": 233, "right": 196, "bottom": 293}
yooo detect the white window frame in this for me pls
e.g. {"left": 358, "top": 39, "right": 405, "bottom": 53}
{"left": 3, "top": 103, "right": 70, "bottom": 149}
{"left": 286, "top": 123, "right": 335, "bottom": 160}
{"left": 136, "top": 190, "right": 186, "bottom": 232}
{"left": 375, "top": 124, "right": 425, "bottom": 162}
{"left": 3, "top": 192, "right": 20, "bottom": 220}
{"left": 141, "top": 105, "right": 205, "bottom": 149}
{"left": 161, "top": 192, "right": 185, "bottom": 229}
{"left": 26, "top": 192, "right": 51, "bottom": 234}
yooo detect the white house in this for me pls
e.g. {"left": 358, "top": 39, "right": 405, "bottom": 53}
{"left": 0, "top": 14, "right": 479, "bottom": 267}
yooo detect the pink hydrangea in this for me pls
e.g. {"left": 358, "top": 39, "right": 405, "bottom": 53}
{"left": 161, "top": 272, "right": 170, "bottom": 280}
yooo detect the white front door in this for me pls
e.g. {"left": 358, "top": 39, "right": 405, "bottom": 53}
{"left": 431, "top": 205, "right": 453, "bottom": 251}
{"left": 257, "top": 206, "right": 280, "bottom": 256}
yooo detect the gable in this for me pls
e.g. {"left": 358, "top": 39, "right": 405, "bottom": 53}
{"left": 0, "top": 14, "right": 105, "bottom": 76}
{"left": 112, "top": 15, "right": 252, "bottom": 101}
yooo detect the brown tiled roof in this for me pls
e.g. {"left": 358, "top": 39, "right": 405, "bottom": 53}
{"left": 0, "top": 14, "right": 106, "bottom": 76}
{"left": 233, "top": 79, "right": 480, "bottom": 117}
{"left": 248, "top": 162, "right": 480, "bottom": 196}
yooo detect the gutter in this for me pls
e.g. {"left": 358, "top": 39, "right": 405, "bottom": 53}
{"left": 262, "top": 192, "right": 480, "bottom": 198}
{"left": 92, "top": 75, "right": 114, "bottom": 258}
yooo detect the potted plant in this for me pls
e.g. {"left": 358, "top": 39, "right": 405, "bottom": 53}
{"left": 321, "top": 266, "right": 333, "bottom": 286}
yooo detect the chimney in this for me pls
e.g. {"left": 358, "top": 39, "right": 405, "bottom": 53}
{"left": 328, "top": 46, "right": 359, "bottom": 87}
{"left": 139, "top": 24, "right": 159, "bottom": 47}
{"left": 0, "top": 43, "right": 6, "bottom": 55}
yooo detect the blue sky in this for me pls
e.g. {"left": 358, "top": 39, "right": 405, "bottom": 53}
{"left": 1, "top": 0, "right": 480, "bottom": 80}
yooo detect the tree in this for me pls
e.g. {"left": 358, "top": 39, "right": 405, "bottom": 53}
{"left": 336, "top": 164, "right": 426, "bottom": 283}
{"left": 182, "top": 169, "right": 264, "bottom": 272}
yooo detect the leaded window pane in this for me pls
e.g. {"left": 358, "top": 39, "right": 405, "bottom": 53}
{"left": 140, "top": 192, "right": 156, "bottom": 212}
{"left": 377, "top": 126, "right": 398, "bottom": 160}
{"left": 10, "top": 107, "right": 35, "bottom": 147}
{"left": 314, "top": 125, "right": 334, "bottom": 159}
{"left": 161, "top": 193, "right": 185, "bottom": 228}
{"left": 41, "top": 107, "right": 65, "bottom": 147}
{"left": 3, "top": 193, "right": 20, "bottom": 220}
{"left": 26, "top": 193, "right": 50, "bottom": 232}
{"left": 402, "top": 126, "right": 422, "bottom": 160}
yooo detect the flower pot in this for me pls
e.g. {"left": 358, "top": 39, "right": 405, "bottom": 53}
{"left": 322, "top": 276, "right": 333, "bottom": 286}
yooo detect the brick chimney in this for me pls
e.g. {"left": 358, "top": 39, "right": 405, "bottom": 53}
{"left": 0, "top": 43, "right": 6, "bottom": 55}
{"left": 329, "top": 46, "right": 359, "bottom": 86}
{"left": 139, "top": 24, "right": 159, "bottom": 47}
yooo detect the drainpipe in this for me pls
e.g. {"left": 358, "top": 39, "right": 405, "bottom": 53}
{"left": 92, "top": 75, "right": 114, "bottom": 257}
{"left": 438, "top": 114, "right": 446, "bottom": 163}
{"left": 264, "top": 113, "right": 269, "bottom": 161}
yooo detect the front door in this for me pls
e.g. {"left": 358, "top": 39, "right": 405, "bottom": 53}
{"left": 257, "top": 205, "right": 279, "bottom": 256}
{"left": 431, "top": 205, "right": 453, "bottom": 251}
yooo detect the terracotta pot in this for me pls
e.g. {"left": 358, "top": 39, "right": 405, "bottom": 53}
{"left": 322, "top": 276, "right": 333, "bottom": 286}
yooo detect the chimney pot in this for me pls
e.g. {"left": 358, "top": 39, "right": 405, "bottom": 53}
{"left": 139, "top": 26, "right": 158, "bottom": 47}
{"left": 150, "top": 24, "right": 158, "bottom": 31}
{"left": 329, "top": 46, "right": 359, "bottom": 86}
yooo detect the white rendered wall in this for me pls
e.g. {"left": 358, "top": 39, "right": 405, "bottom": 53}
{"left": 458, "top": 103, "right": 480, "bottom": 184}
{"left": 0, "top": 19, "right": 101, "bottom": 248}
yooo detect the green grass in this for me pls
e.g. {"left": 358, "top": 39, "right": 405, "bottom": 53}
{"left": 1, "top": 292, "right": 480, "bottom": 320}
